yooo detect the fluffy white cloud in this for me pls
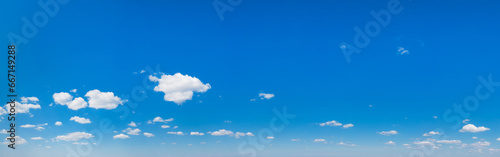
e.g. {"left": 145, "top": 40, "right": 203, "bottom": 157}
{"left": 385, "top": 141, "right": 395, "bottom": 145}
{"left": 235, "top": 132, "right": 253, "bottom": 138}
{"left": 319, "top": 120, "right": 342, "bottom": 127}
{"left": 123, "top": 128, "right": 141, "bottom": 135}
{"left": 85, "top": 89, "right": 125, "bottom": 109}
{"left": 423, "top": 131, "right": 441, "bottom": 136}
{"left": 20, "top": 124, "right": 35, "bottom": 128}
{"left": 413, "top": 140, "right": 435, "bottom": 146}
{"left": 70, "top": 116, "right": 91, "bottom": 124}
{"left": 190, "top": 132, "right": 205, "bottom": 136}
{"left": 313, "top": 139, "right": 326, "bottom": 142}
{"left": 70, "top": 89, "right": 77, "bottom": 93}
{"left": 4, "top": 97, "right": 41, "bottom": 114}
{"left": 113, "top": 134, "right": 130, "bottom": 139}
{"left": 55, "top": 121, "right": 62, "bottom": 126}
{"left": 143, "top": 132, "right": 154, "bottom": 137}
{"left": 470, "top": 141, "right": 490, "bottom": 147}
{"left": 53, "top": 92, "right": 88, "bottom": 110}
{"left": 21, "top": 97, "right": 39, "bottom": 103}
{"left": 342, "top": 124, "right": 354, "bottom": 128}
{"left": 31, "top": 137, "right": 43, "bottom": 140}
{"left": 53, "top": 92, "right": 73, "bottom": 105}
{"left": 436, "top": 140, "right": 462, "bottom": 144}
{"left": 259, "top": 93, "right": 274, "bottom": 100}
{"left": 3, "top": 136, "right": 27, "bottom": 145}
{"left": 161, "top": 125, "right": 170, "bottom": 129}
{"left": 0, "top": 107, "right": 6, "bottom": 116}
{"left": 128, "top": 122, "right": 137, "bottom": 127}
{"left": 67, "top": 97, "right": 88, "bottom": 110}
{"left": 153, "top": 117, "right": 173, "bottom": 123}
{"left": 378, "top": 130, "right": 398, "bottom": 136}
{"left": 149, "top": 73, "right": 211, "bottom": 104}
{"left": 497, "top": 138, "right": 500, "bottom": 141}
{"left": 210, "top": 129, "right": 234, "bottom": 136}
{"left": 167, "top": 131, "right": 185, "bottom": 135}
{"left": 56, "top": 132, "right": 93, "bottom": 141}
{"left": 459, "top": 124, "right": 490, "bottom": 133}
{"left": 21, "top": 123, "right": 47, "bottom": 131}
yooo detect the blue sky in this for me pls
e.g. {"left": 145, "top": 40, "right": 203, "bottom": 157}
{"left": 1, "top": 0, "right": 500, "bottom": 157}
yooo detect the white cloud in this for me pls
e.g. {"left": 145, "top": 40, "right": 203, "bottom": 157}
{"left": 313, "top": 139, "right": 326, "bottom": 142}
{"left": 385, "top": 141, "right": 395, "bottom": 145}
{"left": 463, "top": 119, "right": 470, "bottom": 124}
{"left": 436, "top": 140, "right": 462, "bottom": 144}
{"left": 21, "top": 97, "right": 39, "bottom": 103}
{"left": 149, "top": 73, "right": 211, "bottom": 104}
{"left": 167, "top": 131, "right": 185, "bottom": 135}
{"left": 190, "top": 132, "right": 205, "bottom": 136}
{"left": 470, "top": 141, "right": 490, "bottom": 147}
{"left": 67, "top": 97, "right": 88, "bottom": 110}
{"left": 210, "top": 129, "right": 234, "bottom": 136}
{"left": 31, "top": 137, "right": 43, "bottom": 140}
{"left": 161, "top": 125, "right": 170, "bottom": 129}
{"left": 472, "top": 136, "right": 478, "bottom": 139}
{"left": 128, "top": 122, "right": 137, "bottom": 127}
{"left": 397, "top": 47, "right": 409, "bottom": 55}
{"left": 291, "top": 139, "right": 300, "bottom": 142}
{"left": 53, "top": 92, "right": 73, "bottom": 105}
{"left": 342, "top": 124, "right": 354, "bottom": 128}
{"left": 413, "top": 140, "right": 434, "bottom": 146}
{"left": 21, "top": 123, "right": 47, "bottom": 131}
{"left": 423, "top": 131, "right": 441, "bottom": 136}
{"left": 267, "top": 136, "right": 274, "bottom": 139}
{"left": 70, "top": 116, "right": 91, "bottom": 124}
{"left": 258, "top": 93, "right": 274, "bottom": 100}
{"left": 123, "top": 128, "right": 141, "bottom": 135}
{"left": 85, "top": 89, "right": 125, "bottom": 109}
{"left": 70, "top": 89, "right": 77, "bottom": 93}
{"left": 113, "top": 134, "right": 130, "bottom": 139}
{"left": 234, "top": 132, "right": 253, "bottom": 138}
{"left": 3, "top": 136, "right": 27, "bottom": 145}
{"left": 53, "top": 92, "right": 88, "bottom": 110}
{"left": 4, "top": 97, "right": 41, "bottom": 114}
{"left": 21, "top": 124, "right": 36, "bottom": 128}
{"left": 338, "top": 142, "right": 356, "bottom": 146}
{"left": 56, "top": 132, "right": 93, "bottom": 141}
{"left": 319, "top": 120, "right": 342, "bottom": 127}
{"left": 143, "top": 132, "right": 154, "bottom": 137}
{"left": 0, "top": 107, "right": 6, "bottom": 116}
{"left": 378, "top": 130, "right": 398, "bottom": 136}
{"left": 55, "top": 121, "right": 62, "bottom": 126}
{"left": 152, "top": 117, "right": 173, "bottom": 123}
{"left": 459, "top": 124, "right": 490, "bottom": 133}
{"left": 72, "top": 142, "right": 89, "bottom": 145}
